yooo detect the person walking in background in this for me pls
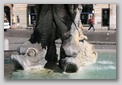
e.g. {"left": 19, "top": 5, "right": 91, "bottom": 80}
{"left": 88, "top": 15, "right": 95, "bottom": 32}
{"left": 17, "top": 15, "right": 20, "bottom": 29}
{"left": 12, "top": 14, "right": 16, "bottom": 29}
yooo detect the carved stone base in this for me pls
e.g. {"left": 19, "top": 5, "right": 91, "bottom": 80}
{"left": 11, "top": 41, "right": 47, "bottom": 70}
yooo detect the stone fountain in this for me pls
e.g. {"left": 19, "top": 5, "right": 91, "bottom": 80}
{"left": 11, "top": 4, "right": 98, "bottom": 73}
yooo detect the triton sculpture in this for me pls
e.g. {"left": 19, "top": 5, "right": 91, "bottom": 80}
{"left": 11, "top": 4, "right": 97, "bottom": 73}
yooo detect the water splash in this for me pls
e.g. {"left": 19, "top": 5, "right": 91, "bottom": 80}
{"left": 97, "top": 61, "right": 114, "bottom": 64}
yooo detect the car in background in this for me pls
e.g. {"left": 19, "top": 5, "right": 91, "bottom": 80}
{"left": 4, "top": 20, "right": 10, "bottom": 31}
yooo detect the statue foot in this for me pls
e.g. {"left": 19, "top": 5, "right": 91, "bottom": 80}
{"left": 44, "top": 62, "right": 63, "bottom": 73}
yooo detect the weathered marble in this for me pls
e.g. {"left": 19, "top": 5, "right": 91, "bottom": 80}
{"left": 11, "top": 4, "right": 98, "bottom": 73}
{"left": 11, "top": 41, "right": 47, "bottom": 70}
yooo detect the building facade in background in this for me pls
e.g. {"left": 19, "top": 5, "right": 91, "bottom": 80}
{"left": 4, "top": 4, "right": 116, "bottom": 30}
{"left": 94, "top": 4, "right": 116, "bottom": 30}
{"left": 4, "top": 4, "right": 36, "bottom": 28}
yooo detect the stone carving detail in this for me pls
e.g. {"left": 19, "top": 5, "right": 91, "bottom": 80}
{"left": 11, "top": 42, "right": 47, "bottom": 70}
{"left": 11, "top": 4, "right": 97, "bottom": 73}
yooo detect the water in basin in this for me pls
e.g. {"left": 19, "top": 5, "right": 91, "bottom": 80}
{"left": 6, "top": 51, "right": 116, "bottom": 79}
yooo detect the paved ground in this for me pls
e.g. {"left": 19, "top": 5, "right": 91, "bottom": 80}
{"left": 4, "top": 28, "right": 116, "bottom": 50}
{"left": 4, "top": 28, "right": 116, "bottom": 42}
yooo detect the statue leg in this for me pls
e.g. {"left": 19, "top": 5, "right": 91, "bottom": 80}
{"left": 45, "top": 42, "right": 58, "bottom": 63}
